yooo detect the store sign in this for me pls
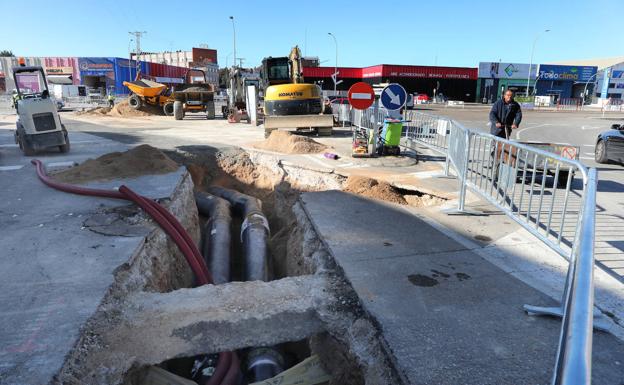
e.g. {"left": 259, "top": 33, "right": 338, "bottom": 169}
{"left": 46, "top": 66, "right": 74, "bottom": 75}
{"left": 538, "top": 65, "right": 597, "bottom": 82}
{"left": 478, "top": 62, "right": 536, "bottom": 79}
{"left": 78, "top": 58, "right": 114, "bottom": 73}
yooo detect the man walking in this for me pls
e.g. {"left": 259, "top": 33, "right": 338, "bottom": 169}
{"left": 489, "top": 89, "right": 522, "bottom": 192}
{"left": 489, "top": 89, "right": 522, "bottom": 139}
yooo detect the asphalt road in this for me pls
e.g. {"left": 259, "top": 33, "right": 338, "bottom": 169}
{"left": 421, "top": 105, "right": 624, "bottom": 281}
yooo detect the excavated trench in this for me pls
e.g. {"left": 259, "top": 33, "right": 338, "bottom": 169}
{"left": 55, "top": 145, "right": 446, "bottom": 385}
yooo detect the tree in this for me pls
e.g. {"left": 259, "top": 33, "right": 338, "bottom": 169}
{"left": 0, "top": 50, "right": 14, "bottom": 57}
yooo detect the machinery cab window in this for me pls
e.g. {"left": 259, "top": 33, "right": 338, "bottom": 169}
{"left": 263, "top": 58, "right": 291, "bottom": 84}
{"left": 15, "top": 68, "right": 49, "bottom": 99}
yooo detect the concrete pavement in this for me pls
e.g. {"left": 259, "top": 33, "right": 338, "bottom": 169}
{"left": 301, "top": 190, "right": 624, "bottom": 384}
{"left": 0, "top": 126, "right": 191, "bottom": 384}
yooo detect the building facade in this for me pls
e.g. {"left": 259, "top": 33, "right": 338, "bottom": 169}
{"left": 596, "top": 63, "right": 624, "bottom": 102}
{"left": 0, "top": 56, "right": 188, "bottom": 95}
{"left": 303, "top": 64, "right": 478, "bottom": 102}
{"left": 134, "top": 47, "right": 219, "bottom": 86}
{"left": 535, "top": 64, "right": 597, "bottom": 101}
{"left": 477, "top": 61, "right": 597, "bottom": 102}
{"left": 476, "top": 62, "right": 538, "bottom": 102}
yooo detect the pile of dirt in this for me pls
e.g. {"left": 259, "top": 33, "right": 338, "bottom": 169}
{"left": 75, "top": 106, "right": 112, "bottom": 116}
{"left": 342, "top": 176, "right": 407, "bottom": 205}
{"left": 254, "top": 130, "right": 328, "bottom": 154}
{"left": 108, "top": 99, "right": 153, "bottom": 117}
{"left": 53, "top": 144, "right": 180, "bottom": 183}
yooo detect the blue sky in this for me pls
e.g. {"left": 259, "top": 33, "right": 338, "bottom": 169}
{"left": 1, "top": 0, "right": 620, "bottom": 68}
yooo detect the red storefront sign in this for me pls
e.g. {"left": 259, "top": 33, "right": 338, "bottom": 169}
{"left": 305, "top": 64, "right": 477, "bottom": 80}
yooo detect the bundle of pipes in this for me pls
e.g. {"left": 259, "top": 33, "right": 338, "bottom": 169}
{"left": 30, "top": 160, "right": 240, "bottom": 385}
{"left": 201, "top": 187, "right": 285, "bottom": 381}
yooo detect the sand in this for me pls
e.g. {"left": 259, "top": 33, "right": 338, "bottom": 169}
{"left": 52, "top": 145, "right": 180, "bottom": 184}
{"left": 75, "top": 100, "right": 156, "bottom": 118}
{"left": 254, "top": 131, "right": 328, "bottom": 154}
{"left": 342, "top": 176, "right": 407, "bottom": 205}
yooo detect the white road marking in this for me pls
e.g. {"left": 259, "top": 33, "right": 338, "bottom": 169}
{"left": 0, "top": 165, "right": 24, "bottom": 171}
{"left": 0, "top": 143, "right": 18, "bottom": 148}
{"left": 515, "top": 123, "right": 554, "bottom": 139}
{"left": 581, "top": 125, "right": 602, "bottom": 130}
{"left": 579, "top": 156, "right": 594, "bottom": 160}
{"left": 302, "top": 154, "right": 333, "bottom": 169}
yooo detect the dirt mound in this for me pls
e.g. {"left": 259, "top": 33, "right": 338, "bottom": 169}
{"left": 343, "top": 176, "right": 407, "bottom": 205}
{"left": 75, "top": 106, "right": 112, "bottom": 116}
{"left": 53, "top": 145, "right": 180, "bottom": 184}
{"left": 254, "top": 131, "right": 328, "bottom": 154}
{"left": 108, "top": 99, "right": 153, "bottom": 117}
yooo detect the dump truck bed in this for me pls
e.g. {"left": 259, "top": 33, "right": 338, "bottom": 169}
{"left": 123, "top": 80, "right": 167, "bottom": 98}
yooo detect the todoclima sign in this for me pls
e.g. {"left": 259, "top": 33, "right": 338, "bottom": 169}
{"left": 538, "top": 65, "right": 597, "bottom": 82}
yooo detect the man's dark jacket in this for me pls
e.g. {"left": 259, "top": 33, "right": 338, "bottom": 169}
{"left": 489, "top": 98, "right": 522, "bottom": 138}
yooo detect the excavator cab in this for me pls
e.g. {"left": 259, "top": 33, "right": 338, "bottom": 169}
{"left": 261, "top": 57, "right": 292, "bottom": 87}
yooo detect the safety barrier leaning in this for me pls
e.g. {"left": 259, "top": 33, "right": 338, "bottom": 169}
{"left": 401, "top": 113, "right": 598, "bottom": 385}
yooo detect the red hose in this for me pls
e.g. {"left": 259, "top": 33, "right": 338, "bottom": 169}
{"left": 118, "top": 186, "right": 211, "bottom": 286}
{"left": 31, "top": 160, "right": 239, "bottom": 383}
{"left": 143, "top": 196, "right": 212, "bottom": 281}
{"left": 204, "top": 352, "right": 231, "bottom": 385}
{"left": 221, "top": 352, "right": 240, "bottom": 385}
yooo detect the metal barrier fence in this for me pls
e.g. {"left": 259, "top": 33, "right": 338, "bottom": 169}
{"left": 557, "top": 98, "right": 582, "bottom": 111}
{"left": 399, "top": 111, "right": 597, "bottom": 385}
{"left": 331, "top": 101, "right": 351, "bottom": 125}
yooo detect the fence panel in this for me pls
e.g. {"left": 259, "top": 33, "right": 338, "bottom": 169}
{"left": 401, "top": 110, "right": 597, "bottom": 385}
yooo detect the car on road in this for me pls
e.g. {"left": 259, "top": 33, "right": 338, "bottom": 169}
{"left": 415, "top": 93, "right": 430, "bottom": 104}
{"left": 595, "top": 123, "right": 624, "bottom": 165}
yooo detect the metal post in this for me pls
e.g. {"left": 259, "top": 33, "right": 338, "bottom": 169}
{"left": 371, "top": 99, "right": 379, "bottom": 156}
{"left": 128, "top": 31, "right": 146, "bottom": 78}
{"left": 328, "top": 32, "right": 338, "bottom": 94}
{"left": 527, "top": 29, "right": 550, "bottom": 97}
{"left": 229, "top": 16, "right": 236, "bottom": 69}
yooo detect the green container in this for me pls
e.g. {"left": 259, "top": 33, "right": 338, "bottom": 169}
{"left": 383, "top": 121, "right": 403, "bottom": 146}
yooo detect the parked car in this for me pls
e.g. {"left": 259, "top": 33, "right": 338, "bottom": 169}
{"left": 415, "top": 94, "right": 430, "bottom": 104}
{"left": 595, "top": 123, "right": 624, "bottom": 165}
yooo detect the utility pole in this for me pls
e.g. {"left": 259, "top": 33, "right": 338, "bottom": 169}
{"left": 129, "top": 31, "right": 147, "bottom": 78}
{"left": 229, "top": 16, "right": 236, "bottom": 69}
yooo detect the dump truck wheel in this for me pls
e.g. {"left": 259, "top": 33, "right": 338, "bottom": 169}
{"left": 128, "top": 94, "right": 142, "bottom": 110}
{"left": 59, "top": 128, "right": 70, "bottom": 153}
{"left": 173, "top": 101, "right": 184, "bottom": 120}
{"left": 163, "top": 102, "right": 174, "bottom": 116}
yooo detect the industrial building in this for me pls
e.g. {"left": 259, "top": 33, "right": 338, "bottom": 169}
{"left": 477, "top": 61, "right": 598, "bottom": 103}
{"left": 133, "top": 47, "right": 219, "bottom": 86}
{"left": 303, "top": 64, "right": 478, "bottom": 102}
{"left": 550, "top": 56, "right": 624, "bottom": 103}
{"left": 0, "top": 46, "right": 218, "bottom": 96}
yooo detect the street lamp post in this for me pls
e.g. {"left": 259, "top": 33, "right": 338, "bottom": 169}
{"left": 328, "top": 32, "right": 338, "bottom": 94}
{"left": 229, "top": 16, "right": 236, "bottom": 68}
{"left": 582, "top": 72, "right": 599, "bottom": 107}
{"left": 526, "top": 29, "right": 550, "bottom": 97}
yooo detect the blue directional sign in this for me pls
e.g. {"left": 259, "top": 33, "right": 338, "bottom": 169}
{"left": 380, "top": 83, "right": 407, "bottom": 111}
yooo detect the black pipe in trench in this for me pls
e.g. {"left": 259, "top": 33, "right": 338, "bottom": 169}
{"left": 208, "top": 186, "right": 284, "bottom": 382}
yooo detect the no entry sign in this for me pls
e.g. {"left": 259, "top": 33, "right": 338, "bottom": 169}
{"left": 348, "top": 82, "right": 375, "bottom": 110}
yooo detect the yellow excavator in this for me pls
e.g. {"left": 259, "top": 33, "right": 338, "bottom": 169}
{"left": 261, "top": 46, "right": 333, "bottom": 136}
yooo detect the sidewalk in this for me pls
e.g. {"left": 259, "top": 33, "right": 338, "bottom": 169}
{"left": 300, "top": 189, "right": 624, "bottom": 384}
